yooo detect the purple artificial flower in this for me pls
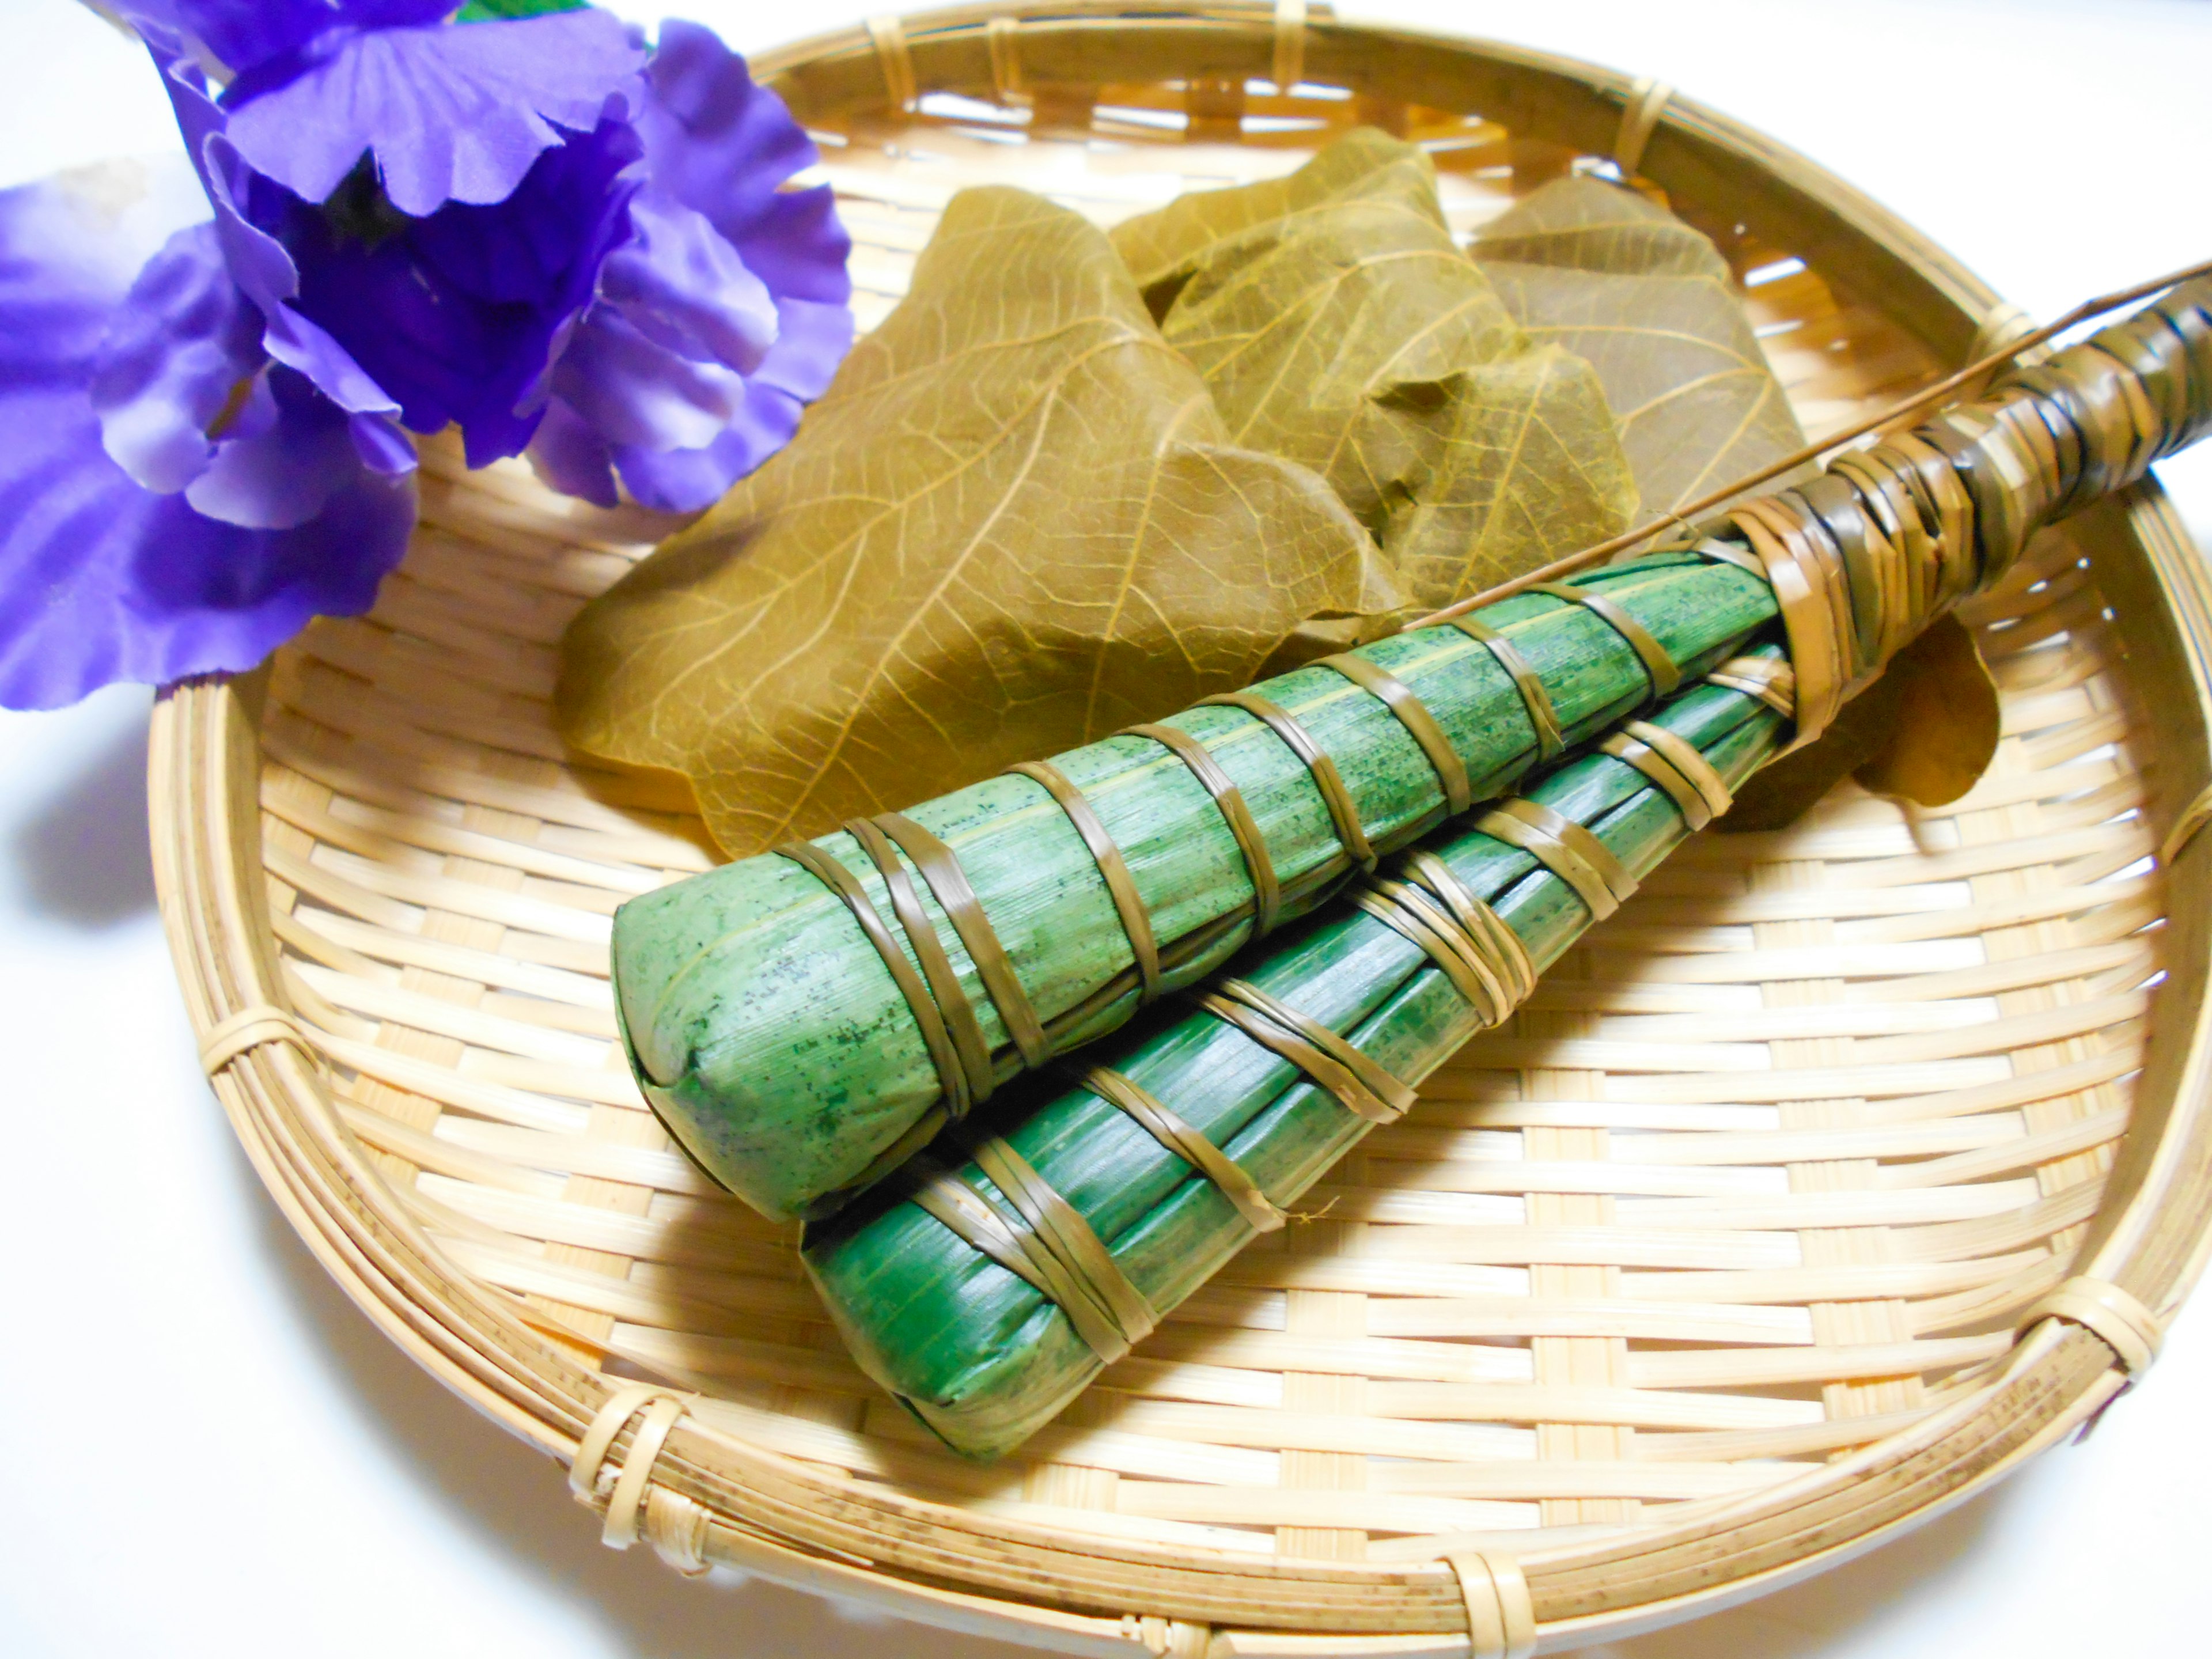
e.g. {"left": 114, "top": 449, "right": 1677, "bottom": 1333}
{"left": 0, "top": 5, "right": 853, "bottom": 706}
{"left": 132, "top": 3, "right": 650, "bottom": 468}
{"left": 134, "top": 1, "right": 850, "bottom": 500}
{"left": 528, "top": 20, "right": 855, "bottom": 512}
{"left": 0, "top": 165, "right": 414, "bottom": 709}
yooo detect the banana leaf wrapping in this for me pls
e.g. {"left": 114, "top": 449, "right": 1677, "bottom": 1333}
{"left": 802, "top": 661, "right": 1786, "bottom": 1456}
{"left": 796, "top": 278, "right": 2212, "bottom": 1458}
{"left": 615, "top": 554, "right": 1777, "bottom": 1219}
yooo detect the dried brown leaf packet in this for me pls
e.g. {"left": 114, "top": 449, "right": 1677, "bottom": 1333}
{"left": 556, "top": 187, "right": 1400, "bottom": 859}
{"left": 1111, "top": 130, "right": 1638, "bottom": 611}
{"left": 1472, "top": 175, "right": 1810, "bottom": 517}
{"left": 1722, "top": 613, "right": 2001, "bottom": 832}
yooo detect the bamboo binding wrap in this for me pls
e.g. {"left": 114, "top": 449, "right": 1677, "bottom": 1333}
{"left": 149, "top": 5, "right": 2212, "bottom": 1653}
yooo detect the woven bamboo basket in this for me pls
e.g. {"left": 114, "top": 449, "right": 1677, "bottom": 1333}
{"left": 147, "top": 4, "right": 2212, "bottom": 1652}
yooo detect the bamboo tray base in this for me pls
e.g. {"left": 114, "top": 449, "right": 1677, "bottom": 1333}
{"left": 149, "top": 7, "right": 2212, "bottom": 1653}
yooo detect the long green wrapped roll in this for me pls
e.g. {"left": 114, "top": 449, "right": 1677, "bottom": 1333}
{"left": 801, "top": 659, "right": 1787, "bottom": 1456}
{"left": 616, "top": 552, "right": 1778, "bottom": 1220}
{"left": 618, "top": 272, "right": 2212, "bottom": 1227}
{"left": 794, "top": 273, "right": 2212, "bottom": 1458}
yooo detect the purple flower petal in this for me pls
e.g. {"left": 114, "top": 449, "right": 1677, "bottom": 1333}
{"left": 529, "top": 21, "right": 854, "bottom": 510}
{"left": 749, "top": 294, "right": 856, "bottom": 406}
{"left": 549, "top": 303, "right": 748, "bottom": 452}
{"left": 635, "top": 20, "right": 830, "bottom": 261}
{"left": 603, "top": 384, "right": 802, "bottom": 513}
{"left": 259, "top": 114, "right": 642, "bottom": 464}
{"left": 726, "top": 181, "right": 853, "bottom": 308}
{"left": 145, "top": 39, "right": 407, "bottom": 430}
{"left": 0, "top": 389, "right": 415, "bottom": 709}
{"left": 348, "top": 411, "right": 418, "bottom": 474}
{"left": 222, "top": 12, "right": 646, "bottom": 217}
{"left": 184, "top": 366, "right": 376, "bottom": 528}
{"left": 535, "top": 293, "right": 854, "bottom": 515}
{"left": 527, "top": 397, "right": 620, "bottom": 507}
{"left": 0, "top": 173, "right": 414, "bottom": 710}
{"left": 88, "top": 222, "right": 264, "bottom": 494}
{"left": 601, "top": 294, "right": 854, "bottom": 513}
{"left": 122, "top": 3, "right": 453, "bottom": 79}
{"left": 599, "top": 191, "right": 778, "bottom": 374}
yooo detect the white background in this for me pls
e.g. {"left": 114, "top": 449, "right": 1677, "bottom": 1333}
{"left": 2, "top": 1, "right": 2210, "bottom": 1654}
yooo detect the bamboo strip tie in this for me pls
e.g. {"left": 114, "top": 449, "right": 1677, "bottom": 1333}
{"left": 1272, "top": 0, "right": 1308, "bottom": 92}
{"left": 1124, "top": 722, "right": 1283, "bottom": 938}
{"left": 1315, "top": 652, "right": 1476, "bottom": 817}
{"left": 986, "top": 14, "right": 1023, "bottom": 105}
{"left": 1528, "top": 581, "right": 1683, "bottom": 702}
{"left": 1445, "top": 617, "right": 1565, "bottom": 760}
{"left": 1081, "top": 1065, "right": 1287, "bottom": 1234}
{"left": 198, "top": 1002, "right": 318, "bottom": 1075}
{"left": 908, "top": 1136, "right": 1161, "bottom": 1366}
{"left": 569, "top": 1385, "right": 710, "bottom": 1571}
{"left": 1196, "top": 690, "right": 1378, "bottom": 873}
{"left": 2017, "top": 1276, "right": 2163, "bottom": 1379}
{"left": 777, "top": 835, "right": 982, "bottom": 1117}
{"left": 876, "top": 810, "right": 1055, "bottom": 1069}
{"left": 2160, "top": 780, "right": 2212, "bottom": 867}
{"left": 1600, "top": 720, "right": 1736, "bottom": 831}
{"left": 1442, "top": 1551, "right": 1536, "bottom": 1659}
{"left": 1611, "top": 76, "right": 1674, "bottom": 179}
{"left": 1474, "top": 798, "right": 1640, "bottom": 922}
{"left": 1009, "top": 759, "right": 1165, "bottom": 999}
{"left": 865, "top": 13, "right": 916, "bottom": 111}
{"left": 1195, "top": 978, "right": 1419, "bottom": 1126}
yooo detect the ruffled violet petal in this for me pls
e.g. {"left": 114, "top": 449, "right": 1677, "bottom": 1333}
{"left": 122, "top": 2, "right": 453, "bottom": 79}
{"left": 726, "top": 180, "right": 854, "bottom": 308}
{"left": 145, "top": 40, "right": 407, "bottom": 432}
{"left": 529, "top": 20, "right": 854, "bottom": 510}
{"left": 88, "top": 221, "right": 264, "bottom": 494}
{"left": 184, "top": 366, "right": 375, "bottom": 528}
{"left": 634, "top": 19, "right": 831, "bottom": 257}
{"left": 598, "top": 191, "right": 778, "bottom": 374}
{"left": 548, "top": 302, "right": 748, "bottom": 453}
{"left": 0, "top": 171, "right": 413, "bottom": 709}
{"left": 0, "top": 393, "right": 415, "bottom": 708}
{"left": 603, "top": 297, "right": 855, "bottom": 513}
{"left": 259, "top": 114, "right": 642, "bottom": 464}
{"left": 528, "top": 397, "right": 620, "bottom": 508}
{"left": 749, "top": 294, "right": 855, "bottom": 407}
{"left": 222, "top": 10, "right": 646, "bottom": 216}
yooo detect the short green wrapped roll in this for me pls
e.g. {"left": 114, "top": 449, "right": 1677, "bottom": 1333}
{"left": 613, "top": 552, "right": 1778, "bottom": 1221}
{"left": 800, "top": 658, "right": 1789, "bottom": 1457}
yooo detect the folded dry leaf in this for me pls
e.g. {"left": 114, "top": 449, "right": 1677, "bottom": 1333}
{"left": 1474, "top": 174, "right": 1809, "bottom": 517}
{"left": 1721, "top": 612, "right": 2000, "bottom": 830}
{"left": 1111, "top": 129, "right": 1638, "bottom": 610}
{"left": 558, "top": 186, "right": 1400, "bottom": 857}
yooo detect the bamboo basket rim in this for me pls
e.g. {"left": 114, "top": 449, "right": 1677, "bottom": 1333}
{"left": 147, "top": 5, "right": 2212, "bottom": 1652}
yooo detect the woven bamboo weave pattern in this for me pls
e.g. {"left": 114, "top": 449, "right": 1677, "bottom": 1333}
{"left": 248, "top": 149, "right": 2146, "bottom": 1541}
{"left": 151, "top": 8, "right": 2212, "bottom": 1652}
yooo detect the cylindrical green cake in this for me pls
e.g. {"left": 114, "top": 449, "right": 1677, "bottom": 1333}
{"left": 616, "top": 272, "right": 2212, "bottom": 1236}
{"left": 800, "top": 660, "right": 1787, "bottom": 1456}
{"left": 776, "top": 274, "right": 2212, "bottom": 1459}
{"left": 615, "top": 551, "right": 1778, "bottom": 1221}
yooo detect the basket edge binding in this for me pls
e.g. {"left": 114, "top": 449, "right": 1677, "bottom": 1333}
{"left": 145, "top": 9, "right": 2212, "bottom": 1653}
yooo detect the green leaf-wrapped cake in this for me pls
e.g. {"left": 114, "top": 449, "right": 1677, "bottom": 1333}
{"left": 611, "top": 550, "right": 1777, "bottom": 1219}
{"left": 801, "top": 656, "right": 1786, "bottom": 1456}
